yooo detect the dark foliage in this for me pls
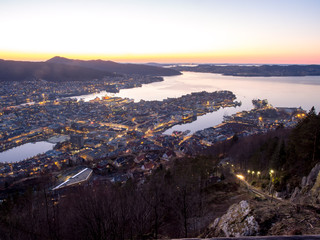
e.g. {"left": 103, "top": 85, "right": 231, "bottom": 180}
{"left": 0, "top": 157, "right": 230, "bottom": 239}
{"left": 286, "top": 107, "right": 320, "bottom": 176}
{"left": 218, "top": 107, "right": 320, "bottom": 191}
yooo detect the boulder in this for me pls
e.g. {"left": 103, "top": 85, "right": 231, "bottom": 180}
{"left": 209, "top": 200, "right": 259, "bottom": 237}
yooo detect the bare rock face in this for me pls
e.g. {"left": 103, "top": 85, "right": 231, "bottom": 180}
{"left": 301, "top": 176, "right": 307, "bottom": 188}
{"left": 204, "top": 197, "right": 320, "bottom": 237}
{"left": 291, "top": 162, "right": 320, "bottom": 204}
{"left": 311, "top": 170, "right": 320, "bottom": 202}
{"left": 290, "top": 187, "right": 300, "bottom": 202}
{"left": 209, "top": 200, "right": 259, "bottom": 237}
{"left": 306, "top": 163, "right": 320, "bottom": 187}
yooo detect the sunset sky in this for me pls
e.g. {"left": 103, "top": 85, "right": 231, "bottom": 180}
{"left": 1, "top": 0, "right": 320, "bottom": 64}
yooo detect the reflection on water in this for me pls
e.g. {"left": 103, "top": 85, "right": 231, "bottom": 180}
{"left": 115, "top": 72, "right": 320, "bottom": 134}
{"left": 163, "top": 104, "right": 246, "bottom": 135}
{"left": 5, "top": 72, "right": 319, "bottom": 163}
{"left": 115, "top": 72, "right": 320, "bottom": 110}
{"left": 0, "top": 141, "right": 55, "bottom": 163}
{"left": 74, "top": 71, "right": 320, "bottom": 134}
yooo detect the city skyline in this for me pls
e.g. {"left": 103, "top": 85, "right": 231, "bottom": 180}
{"left": 1, "top": 0, "right": 320, "bottom": 64}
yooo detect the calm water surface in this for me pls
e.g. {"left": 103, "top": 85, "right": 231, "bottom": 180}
{"left": 0, "top": 142, "right": 55, "bottom": 163}
{"left": 73, "top": 72, "right": 320, "bottom": 134}
{"left": 3, "top": 72, "right": 320, "bottom": 163}
{"left": 76, "top": 72, "right": 320, "bottom": 111}
{"left": 116, "top": 72, "right": 320, "bottom": 134}
{"left": 116, "top": 72, "right": 320, "bottom": 108}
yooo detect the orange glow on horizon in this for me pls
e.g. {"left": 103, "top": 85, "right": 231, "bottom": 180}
{"left": 1, "top": 1, "right": 319, "bottom": 65}
{"left": 1, "top": 50, "right": 319, "bottom": 64}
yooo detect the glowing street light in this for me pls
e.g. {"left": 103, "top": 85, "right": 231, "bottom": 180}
{"left": 236, "top": 174, "right": 245, "bottom": 180}
{"left": 247, "top": 170, "right": 251, "bottom": 173}
{"left": 257, "top": 171, "right": 261, "bottom": 178}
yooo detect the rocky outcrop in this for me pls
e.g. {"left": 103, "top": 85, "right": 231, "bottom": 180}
{"left": 208, "top": 200, "right": 259, "bottom": 237}
{"left": 307, "top": 163, "right": 320, "bottom": 186}
{"left": 204, "top": 199, "right": 320, "bottom": 237}
{"left": 290, "top": 163, "right": 320, "bottom": 204}
{"left": 301, "top": 176, "right": 307, "bottom": 188}
{"left": 203, "top": 163, "right": 320, "bottom": 238}
{"left": 290, "top": 187, "right": 300, "bottom": 202}
{"left": 311, "top": 170, "right": 320, "bottom": 202}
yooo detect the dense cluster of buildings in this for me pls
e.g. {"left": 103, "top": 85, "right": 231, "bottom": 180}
{"left": 0, "top": 89, "right": 240, "bottom": 184}
{"left": 189, "top": 99, "right": 306, "bottom": 147}
{"left": 0, "top": 74, "right": 163, "bottom": 108}
{"left": 0, "top": 68, "right": 307, "bottom": 190}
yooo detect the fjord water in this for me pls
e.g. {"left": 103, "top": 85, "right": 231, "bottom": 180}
{"left": 1, "top": 72, "right": 320, "bottom": 163}
{"left": 116, "top": 72, "right": 320, "bottom": 109}
{"left": 115, "top": 72, "right": 320, "bottom": 134}
{"left": 74, "top": 71, "right": 320, "bottom": 134}
{"left": 74, "top": 71, "right": 320, "bottom": 113}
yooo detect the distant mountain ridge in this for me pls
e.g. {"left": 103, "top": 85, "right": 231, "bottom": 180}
{"left": 0, "top": 59, "right": 115, "bottom": 82}
{"left": 0, "top": 57, "right": 181, "bottom": 82}
{"left": 173, "top": 64, "right": 320, "bottom": 76}
{"left": 46, "top": 56, "right": 181, "bottom": 76}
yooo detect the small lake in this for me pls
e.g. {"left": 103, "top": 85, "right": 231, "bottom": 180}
{"left": 0, "top": 141, "right": 55, "bottom": 163}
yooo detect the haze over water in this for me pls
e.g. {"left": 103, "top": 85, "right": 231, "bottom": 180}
{"left": 77, "top": 71, "right": 320, "bottom": 134}
{"left": 116, "top": 72, "right": 320, "bottom": 111}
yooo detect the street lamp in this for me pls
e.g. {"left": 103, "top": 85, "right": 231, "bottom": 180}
{"left": 269, "top": 169, "right": 275, "bottom": 199}
{"left": 236, "top": 174, "right": 244, "bottom": 180}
